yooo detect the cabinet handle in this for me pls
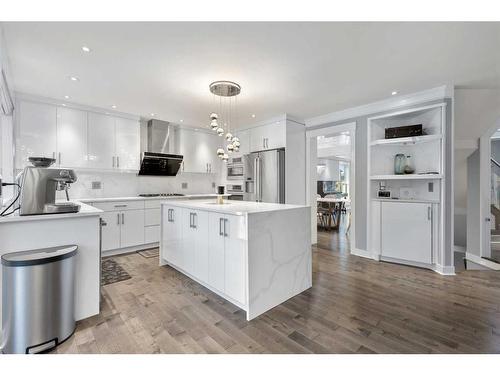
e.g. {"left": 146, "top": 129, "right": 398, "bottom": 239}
{"left": 58, "top": 152, "right": 61, "bottom": 165}
{"left": 117, "top": 156, "right": 120, "bottom": 168}
{"left": 112, "top": 156, "right": 116, "bottom": 168}
{"left": 224, "top": 218, "right": 228, "bottom": 237}
{"left": 189, "top": 212, "right": 193, "bottom": 228}
{"left": 219, "top": 218, "right": 224, "bottom": 236}
{"left": 263, "top": 138, "right": 265, "bottom": 149}
{"left": 428, "top": 206, "right": 432, "bottom": 221}
{"left": 167, "top": 209, "right": 171, "bottom": 222}
{"left": 122, "top": 213, "right": 125, "bottom": 225}
{"left": 52, "top": 151, "right": 56, "bottom": 160}
{"left": 117, "top": 213, "right": 120, "bottom": 225}
{"left": 193, "top": 213, "right": 197, "bottom": 229}
{"left": 209, "top": 163, "right": 212, "bottom": 173}
{"left": 171, "top": 209, "right": 174, "bottom": 222}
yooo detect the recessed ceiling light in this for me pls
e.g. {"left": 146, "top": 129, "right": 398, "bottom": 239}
{"left": 251, "top": 114, "right": 256, "bottom": 118}
{"left": 180, "top": 119, "right": 184, "bottom": 123}
{"left": 150, "top": 113, "right": 155, "bottom": 117}
{"left": 64, "top": 95, "right": 70, "bottom": 99}
{"left": 81, "top": 46, "right": 92, "bottom": 53}
{"left": 111, "top": 105, "right": 117, "bottom": 109}
{"left": 391, "top": 91, "right": 398, "bottom": 95}
{"left": 69, "top": 76, "right": 79, "bottom": 82}
{"left": 61, "top": 104, "right": 67, "bottom": 107}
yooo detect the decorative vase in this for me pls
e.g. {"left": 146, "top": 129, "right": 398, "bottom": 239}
{"left": 404, "top": 155, "right": 415, "bottom": 174}
{"left": 394, "top": 154, "right": 406, "bottom": 175}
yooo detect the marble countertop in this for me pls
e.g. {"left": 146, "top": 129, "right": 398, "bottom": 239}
{"left": 162, "top": 199, "right": 309, "bottom": 216}
{"left": 0, "top": 201, "right": 102, "bottom": 224}
{"left": 77, "top": 194, "right": 230, "bottom": 203}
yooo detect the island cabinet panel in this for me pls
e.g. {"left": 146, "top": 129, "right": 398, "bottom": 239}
{"left": 192, "top": 210, "right": 209, "bottom": 284}
{"left": 162, "top": 206, "right": 183, "bottom": 268}
{"left": 208, "top": 213, "right": 226, "bottom": 293}
{"left": 223, "top": 214, "right": 247, "bottom": 305}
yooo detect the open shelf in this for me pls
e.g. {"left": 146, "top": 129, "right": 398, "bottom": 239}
{"left": 370, "top": 174, "right": 443, "bottom": 180}
{"left": 370, "top": 134, "right": 442, "bottom": 146}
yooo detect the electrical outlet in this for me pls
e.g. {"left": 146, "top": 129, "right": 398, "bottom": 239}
{"left": 212, "top": 182, "right": 216, "bottom": 188}
{"left": 181, "top": 182, "right": 188, "bottom": 189}
{"left": 92, "top": 181, "right": 102, "bottom": 190}
{"left": 428, "top": 182, "right": 434, "bottom": 193}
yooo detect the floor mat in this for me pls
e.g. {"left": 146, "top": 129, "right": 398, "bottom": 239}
{"left": 137, "top": 248, "right": 159, "bottom": 258}
{"left": 101, "top": 258, "right": 132, "bottom": 286}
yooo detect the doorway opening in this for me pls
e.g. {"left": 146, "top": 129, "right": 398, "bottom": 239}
{"left": 306, "top": 122, "right": 356, "bottom": 254}
{"left": 488, "top": 131, "right": 500, "bottom": 263}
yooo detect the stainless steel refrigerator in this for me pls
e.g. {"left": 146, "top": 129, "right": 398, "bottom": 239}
{"left": 243, "top": 149, "right": 285, "bottom": 203}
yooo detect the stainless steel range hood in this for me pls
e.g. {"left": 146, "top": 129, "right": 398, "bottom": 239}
{"left": 138, "top": 119, "right": 183, "bottom": 176}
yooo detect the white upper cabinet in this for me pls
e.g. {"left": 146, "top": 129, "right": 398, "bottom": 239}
{"left": 233, "top": 129, "right": 250, "bottom": 156}
{"left": 249, "top": 122, "right": 285, "bottom": 152}
{"left": 115, "top": 117, "right": 140, "bottom": 171}
{"left": 88, "top": 112, "right": 116, "bottom": 169}
{"left": 177, "top": 128, "right": 221, "bottom": 173}
{"left": 16, "top": 100, "right": 57, "bottom": 167}
{"left": 56, "top": 107, "right": 88, "bottom": 168}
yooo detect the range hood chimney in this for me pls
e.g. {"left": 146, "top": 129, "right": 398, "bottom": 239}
{"left": 138, "top": 119, "right": 183, "bottom": 176}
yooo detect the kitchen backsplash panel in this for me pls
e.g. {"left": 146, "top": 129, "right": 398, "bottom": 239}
{"left": 47, "top": 170, "right": 221, "bottom": 200}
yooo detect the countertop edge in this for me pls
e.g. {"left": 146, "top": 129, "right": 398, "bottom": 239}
{"left": 0, "top": 202, "right": 102, "bottom": 224}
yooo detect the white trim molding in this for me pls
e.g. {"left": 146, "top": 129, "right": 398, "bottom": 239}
{"left": 305, "top": 85, "right": 448, "bottom": 127}
{"left": 465, "top": 252, "right": 500, "bottom": 271}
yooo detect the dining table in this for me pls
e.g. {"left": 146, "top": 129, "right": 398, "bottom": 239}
{"left": 317, "top": 197, "right": 349, "bottom": 230}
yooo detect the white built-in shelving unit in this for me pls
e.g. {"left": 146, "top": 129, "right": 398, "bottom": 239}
{"left": 367, "top": 103, "right": 448, "bottom": 274}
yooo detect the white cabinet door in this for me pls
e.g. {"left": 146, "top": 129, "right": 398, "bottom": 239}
{"left": 56, "top": 107, "right": 88, "bottom": 168}
{"left": 250, "top": 125, "right": 266, "bottom": 152}
{"left": 233, "top": 129, "right": 250, "bottom": 156}
{"left": 181, "top": 209, "right": 196, "bottom": 274}
{"left": 264, "top": 122, "right": 285, "bottom": 150}
{"left": 223, "top": 214, "right": 247, "bottom": 305}
{"left": 206, "top": 132, "right": 222, "bottom": 174}
{"left": 120, "top": 209, "right": 145, "bottom": 248}
{"left": 381, "top": 202, "right": 432, "bottom": 264}
{"left": 249, "top": 123, "right": 285, "bottom": 152}
{"left": 208, "top": 212, "right": 226, "bottom": 293}
{"left": 88, "top": 112, "right": 116, "bottom": 169}
{"left": 193, "top": 210, "right": 209, "bottom": 283}
{"left": 100, "top": 211, "right": 121, "bottom": 251}
{"left": 162, "top": 206, "right": 182, "bottom": 266}
{"left": 16, "top": 100, "right": 57, "bottom": 168}
{"left": 115, "top": 117, "right": 140, "bottom": 170}
{"left": 178, "top": 129, "right": 217, "bottom": 173}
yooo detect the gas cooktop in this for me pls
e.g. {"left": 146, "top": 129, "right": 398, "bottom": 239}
{"left": 138, "top": 193, "right": 185, "bottom": 197}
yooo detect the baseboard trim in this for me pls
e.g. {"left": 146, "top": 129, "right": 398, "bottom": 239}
{"left": 433, "top": 264, "right": 456, "bottom": 276}
{"left": 465, "top": 252, "right": 500, "bottom": 271}
{"left": 102, "top": 242, "right": 159, "bottom": 257}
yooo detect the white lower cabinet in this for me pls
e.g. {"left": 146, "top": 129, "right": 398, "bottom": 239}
{"left": 380, "top": 201, "right": 433, "bottom": 264}
{"left": 162, "top": 206, "right": 247, "bottom": 306}
{"left": 120, "top": 210, "right": 145, "bottom": 248}
{"left": 100, "top": 211, "right": 121, "bottom": 251}
{"left": 95, "top": 201, "right": 145, "bottom": 251}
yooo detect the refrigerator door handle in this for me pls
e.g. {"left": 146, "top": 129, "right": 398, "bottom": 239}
{"left": 258, "top": 155, "right": 263, "bottom": 202}
{"left": 254, "top": 156, "right": 259, "bottom": 202}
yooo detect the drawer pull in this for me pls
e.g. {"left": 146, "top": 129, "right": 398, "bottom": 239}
{"left": 114, "top": 204, "right": 127, "bottom": 208}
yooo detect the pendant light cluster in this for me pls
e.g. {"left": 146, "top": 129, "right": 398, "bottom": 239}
{"left": 209, "top": 81, "right": 242, "bottom": 162}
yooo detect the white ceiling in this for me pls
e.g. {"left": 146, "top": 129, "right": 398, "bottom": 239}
{"left": 2, "top": 22, "right": 499, "bottom": 128}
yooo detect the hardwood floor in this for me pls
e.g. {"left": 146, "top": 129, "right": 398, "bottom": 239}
{"left": 55, "top": 222, "right": 500, "bottom": 354}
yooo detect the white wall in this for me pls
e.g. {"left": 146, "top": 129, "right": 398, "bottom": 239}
{"left": 454, "top": 88, "right": 500, "bottom": 247}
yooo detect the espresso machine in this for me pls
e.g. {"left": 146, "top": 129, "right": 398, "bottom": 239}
{"left": 18, "top": 158, "right": 80, "bottom": 216}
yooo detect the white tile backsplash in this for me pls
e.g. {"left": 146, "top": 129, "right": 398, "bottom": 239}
{"left": 54, "top": 170, "right": 221, "bottom": 200}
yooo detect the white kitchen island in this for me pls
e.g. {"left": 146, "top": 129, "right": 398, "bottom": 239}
{"left": 160, "top": 199, "right": 312, "bottom": 320}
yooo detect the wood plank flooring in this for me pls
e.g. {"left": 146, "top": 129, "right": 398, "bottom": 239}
{"left": 55, "top": 223, "right": 500, "bottom": 354}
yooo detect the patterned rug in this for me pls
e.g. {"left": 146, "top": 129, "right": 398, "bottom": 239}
{"left": 137, "top": 248, "right": 159, "bottom": 258}
{"left": 101, "top": 258, "right": 132, "bottom": 286}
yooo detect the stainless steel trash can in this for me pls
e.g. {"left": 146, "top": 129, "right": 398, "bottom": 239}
{"left": 1, "top": 245, "right": 78, "bottom": 354}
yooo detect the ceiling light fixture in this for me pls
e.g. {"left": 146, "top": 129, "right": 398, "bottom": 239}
{"left": 251, "top": 114, "right": 256, "bottom": 118}
{"left": 81, "top": 46, "right": 91, "bottom": 53}
{"left": 391, "top": 91, "right": 398, "bottom": 95}
{"left": 209, "top": 81, "right": 242, "bottom": 160}
{"left": 150, "top": 113, "right": 155, "bottom": 117}
{"left": 68, "top": 76, "right": 79, "bottom": 82}
{"left": 111, "top": 105, "right": 117, "bottom": 109}
{"left": 180, "top": 119, "right": 184, "bottom": 123}
{"left": 64, "top": 95, "right": 70, "bottom": 99}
